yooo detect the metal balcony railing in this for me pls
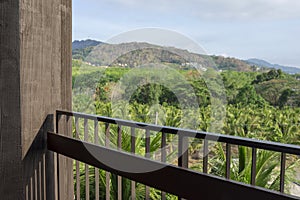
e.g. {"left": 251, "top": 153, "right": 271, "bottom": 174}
{"left": 47, "top": 110, "right": 300, "bottom": 200}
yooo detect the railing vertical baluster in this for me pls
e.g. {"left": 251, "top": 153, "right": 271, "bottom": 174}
{"left": 84, "top": 118, "right": 89, "bottom": 200}
{"left": 34, "top": 168, "right": 38, "bottom": 200}
{"left": 226, "top": 143, "right": 231, "bottom": 179}
{"left": 55, "top": 112, "right": 60, "bottom": 134}
{"left": 66, "top": 115, "right": 73, "bottom": 199}
{"left": 30, "top": 177, "right": 33, "bottom": 200}
{"left": 145, "top": 129, "right": 151, "bottom": 157}
{"left": 56, "top": 112, "right": 61, "bottom": 200}
{"left": 280, "top": 152, "right": 286, "bottom": 193}
{"left": 145, "top": 129, "right": 150, "bottom": 200}
{"left": 251, "top": 148, "right": 257, "bottom": 186}
{"left": 178, "top": 134, "right": 188, "bottom": 168}
{"left": 117, "top": 125, "right": 122, "bottom": 200}
{"left": 38, "top": 161, "right": 42, "bottom": 200}
{"left": 131, "top": 127, "right": 136, "bottom": 200}
{"left": 203, "top": 139, "right": 208, "bottom": 173}
{"left": 161, "top": 132, "right": 167, "bottom": 163}
{"left": 42, "top": 155, "right": 46, "bottom": 200}
{"left": 161, "top": 132, "right": 166, "bottom": 200}
{"left": 178, "top": 134, "right": 188, "bottom": 200}
{"left": 105, "top": 123, "right": 111, "bottom": 200}
{"left": 75, "top": 117, "right": 80, "bottom": 200}
{"left": 66, "top": 115, "right": 72, "bottom": 136}
{"left": 94, "top": 120, "right": 99, "bottom": 200}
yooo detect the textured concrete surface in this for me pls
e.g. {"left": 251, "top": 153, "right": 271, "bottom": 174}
{"left": 20, "top": 0, "right": 65, "bottom": 158}
{"left": 1, "top": 0, "right": 72, "bottom": 199}
{"left": 0, "top": 1, "right": 22, "bottom": 199}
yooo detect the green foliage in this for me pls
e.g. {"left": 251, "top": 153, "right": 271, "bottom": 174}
{"left": 73, "top": 61, "right": 300, "bottom": 109}
{"left": 72, "top": 60, "right": 300, "bottom": 197}
{"left": 72, "top": 46, "right": 95, "bottom": 60}
{"left": 255, "top": 77, "right": 300, "bottom": 107}
{"left": 221, "top": 71, "right": 258, "bottom": 103}
{"left": 278, "top": 89, "right": 294, "bottom": 108}
{"left": 210, "top": 144, "right": 298, "bottom": 192}
{"left": 253, "top": 69, "right": 283, "bottom": 84}
{"left": 234, "top": 85, "right": 267, "bottom": 107}
{"left": 212, "top": 55, "right": 254, "bottom": 71}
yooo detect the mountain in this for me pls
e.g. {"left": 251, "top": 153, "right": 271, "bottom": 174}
{"left": 246, "top": 58, "right": 300, "bottom": 74}
{"left": 72, "top": 40, "right": 105, "bottom": 61}
{"left": 84, "top": 42, "right": 217, "bottom": 69}
{"left": 71, "top": 40, "right": 300, "bottom": 74}
{"left": 73, "top": 40, "right": 254, "bottom": 71}
{"left": 72, "top": 39, "right": 103, "bottom": 50}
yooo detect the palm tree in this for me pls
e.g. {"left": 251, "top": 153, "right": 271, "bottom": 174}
{"left": 209, "top": 143, "right": 298, "bottom": 193}
{"left": 74, "top": 109, "right": 166, "bottom": 199}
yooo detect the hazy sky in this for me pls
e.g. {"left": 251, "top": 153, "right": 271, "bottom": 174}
{"left": 73, "top": 0, "right": 300, "bottom": 67}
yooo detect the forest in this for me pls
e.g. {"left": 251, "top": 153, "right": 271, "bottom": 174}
{"left": 72, "top": 58, "right": 300, "bottom": 199}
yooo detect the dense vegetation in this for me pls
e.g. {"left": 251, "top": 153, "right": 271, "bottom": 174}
{"left": 72, "top": 58, "right": 300, "bottom": 199}
{"left": 73, "top": 59, "right": 300, "bottom": 110}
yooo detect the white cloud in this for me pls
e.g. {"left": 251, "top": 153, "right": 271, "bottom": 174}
{"left": 74, "top": 0, "right": 300, "bottom": 66}
{"left": 105, "top": 0, "right": 300, "bottom": 20}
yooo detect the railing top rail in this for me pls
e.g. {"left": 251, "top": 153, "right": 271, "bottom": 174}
{"left": 48, "top": 132, "right": 298, "bottom": 200}
{"left": 57, "top": 110, "right": 300, "bottom": 155}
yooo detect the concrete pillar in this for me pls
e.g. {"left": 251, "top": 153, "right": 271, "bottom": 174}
{"left": 0, "top": 0, "right": 72, "bottom": 199}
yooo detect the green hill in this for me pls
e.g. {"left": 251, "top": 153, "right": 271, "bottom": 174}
{"left": 72, "top": 40, "right": 300, "bottom": 74}
{"left": 73, "top": 41, "right": 258, "bottom": 72}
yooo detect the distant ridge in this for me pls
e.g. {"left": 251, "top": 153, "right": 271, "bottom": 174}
{"left": 72, "top": 40, "right": 300, "bottom": 74}
{"left": 72, "top": 39, "right": 103, "bottom": 50}
{"left": 72, "top": 39, "right": 105, "bottom": 60}
{"left": 246, "top": 58, "right": 300, "bottom": 74}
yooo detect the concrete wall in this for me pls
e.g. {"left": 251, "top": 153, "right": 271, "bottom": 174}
{"left": 20, "top": 0, "right": 72, "bottom": 159}
{"left": 0, "top": 0, "right": 72, "bottom": 199}
{"left": 0, "top": 1, "right": 22, "bottom": 199}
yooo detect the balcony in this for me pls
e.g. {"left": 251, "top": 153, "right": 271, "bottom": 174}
{"left": 47, "top": 110, "right": 300, "bottom": 200}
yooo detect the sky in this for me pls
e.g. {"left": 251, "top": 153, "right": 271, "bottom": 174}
{"left": 73, "top": 0, "right": 300, "bottom": 67}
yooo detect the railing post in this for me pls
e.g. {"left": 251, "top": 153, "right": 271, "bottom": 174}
{"left": 178, "top": 134, "right": 189, "bottom": 200}
{"left": 56, "top": 113, "right": 61, "bottom": 200}
{"left": 131, "top": 127, "right": 136, "bottom": 200}
{"left": 178, "top": 134, "right": 188, "bottom": 168}
{"left": 117, "top": 125, "right": 122, "bottom": 200}
{"left": 84, "top": 118, "right": 90, "bottom": 200}
{"left": 75, "top": 117, "right": 80, "bottom": 200}
{"left": 280, "top": 153, "right": 286, "bottom": 193}
{"left": 105, "top": 123, "right": 111, "bottom": 200}
{"left": 226, "top": 143, "right": 231, "bottom": 179}
{"left": 56, "top": 112, "right": 73, "bottom": 200}
{"left": 251, "top": 148, "right": 257, "bottom": 186}
{"left": 145, "top": 129, "right": 151, "bottom": 200}
{"left": 161, "top": 132, "right": 167, "bottom": 200}
{"left": 94, "top": 120, "right": 100, "bottom": 200}
{"left": 203, "top": 139, "right": 209, "bottom": 173}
